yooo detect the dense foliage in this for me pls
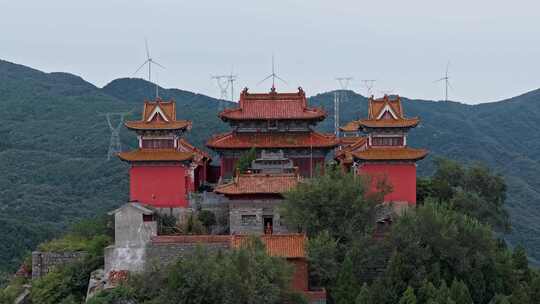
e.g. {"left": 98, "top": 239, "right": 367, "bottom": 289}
{"left": 281, "top": 161, "right": 540, "bottom": 303}
{"left": 1, "top": 58, "right": 540, "bottom": 275}
{"left": 0, "top": 216, "right": 112, "bottom": 303}
{"left": 87, "top": 239, "right": 307, "bottom": 304}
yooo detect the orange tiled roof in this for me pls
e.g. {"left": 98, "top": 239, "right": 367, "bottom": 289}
{"left": 368, "top": 95, "right": 403, "bottom": 119}
{"left": 206, "top": 131, "right": 338, "bottom": 149}
{"left": 340, "top": 95, "right": 419, "bottom": 131}
{"left": 125, "top": 99, "right": 192, "bottom": 131}
{"left": 214, "top": 173, "right": 300, "bottom": 195}
{"left": 353, "top": 147, "right": 428, "bottom": 161}
{"left": 125, "top": 120, "right": 191, "bottom": 130}
{"left": 219, "top": 87, "right": 326, "bottom": 121}
{"left": 356, "top": 117, "right": 419, "bottom": 128}
{"left": 177, "top": 138, "right": 211, "bottom": 162}
{"left": 335, "top": 136, "right": 368, "bottom": 164}
{"left": 117, "top": 149, "right": 193, "bottom": 162}
{"left": 231, "top": 234, "right": 306, "bottom": 258}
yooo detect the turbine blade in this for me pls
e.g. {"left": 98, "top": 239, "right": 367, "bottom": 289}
{"left": 257, "top": 74, "right": 273, "bottom": 85}
{"left": 433, "top": 78, "right": 445, "bottom": 83}
{"left": 133, "top": 61, "right": 148, "bottom": 75}
{"left": 275, "top": 75, "right": 288, "bottom": 84}
{"left": 145, "top": 39, "right": 150, "bottom": 59}
{"left": 152, "top": 60, "right": 166, "bottom": 69}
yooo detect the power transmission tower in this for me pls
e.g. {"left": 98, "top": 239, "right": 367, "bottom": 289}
{"left": 212, "top": 73, "right": 237, "bottom": 111}
{"left": 133, "top": 39, "right": 166, "bottom": 99}
{"left": 104, "top": 112, "right": 127, "bottom": 161}
{"left": 227, "top": 73, "right": 237, "bottom": 102}
{"left": 435, "top": 61, "right": 451, "bottom": 102}
{"left": 212, "top": 75, "right": 230, "bottom": 99}
{"left": 361, "top": 79, "right": 376, "bottom": 97}
{"left": 334, "top": 77, "right": 353, "bottom": 138}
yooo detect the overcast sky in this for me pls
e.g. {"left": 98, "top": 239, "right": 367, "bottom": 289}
{"left": 1, "top": 0, "right": 539, "bottom": 104}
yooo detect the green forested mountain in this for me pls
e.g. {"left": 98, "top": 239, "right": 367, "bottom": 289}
{"left": 0, "top": 59, "right": 539, "bottom": 275}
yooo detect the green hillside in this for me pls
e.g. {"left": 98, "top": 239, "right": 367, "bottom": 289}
{"left": 0, "top": 59, "right": 539, "bottom": 276}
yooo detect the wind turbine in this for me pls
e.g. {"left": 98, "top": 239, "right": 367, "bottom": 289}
{"left": 435, "top": 61, "right": 451, "bottom": 102}
{"left": 134, "top": 39, "right": 165, "bottom": 98}
{"left": 257, "top": 54, "right": 287, "bottom": 89}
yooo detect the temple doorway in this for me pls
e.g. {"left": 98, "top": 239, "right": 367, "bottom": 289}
{"left": 263, "top": 216, "right": 273, "bottom": 234}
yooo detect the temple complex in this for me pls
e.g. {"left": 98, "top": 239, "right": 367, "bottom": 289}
{"left": 207, "top": 87, "right": 337, "bottom": 179}
{"left": 117, "top": 98, "right": 210, "bottom": 208}
{"left": 338, "top": 95, "right": 428, "bottom": 209}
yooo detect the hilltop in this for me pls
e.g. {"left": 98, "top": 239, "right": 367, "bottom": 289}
{"left": 0, "top": 59, "right": 539, "bottom": 276}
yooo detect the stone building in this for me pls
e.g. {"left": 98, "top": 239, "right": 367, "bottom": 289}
{"left": 104, "top": 203, "right": 157, "bottom": 274}
{"left": 214, "top": 150, "right": 301, "bottom": 235}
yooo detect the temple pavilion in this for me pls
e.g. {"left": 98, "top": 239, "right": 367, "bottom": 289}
{"left": 338, "top": 95, "right": 428, "bottom": 209}
{"left": 207, "top": 87, "right": 337, "bottom": 179}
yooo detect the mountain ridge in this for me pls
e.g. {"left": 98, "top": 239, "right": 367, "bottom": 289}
{"left": 0, "top": 59, "right": 539, "bottom": 275}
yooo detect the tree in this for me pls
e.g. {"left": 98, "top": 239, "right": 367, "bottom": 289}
{"left": 355, "top": 283, "right": 371, "bottom": 304}
{"left": 333, "top": 256, "right": 360, "bottom": 304}
{"left": 235, "top": 147, "right": 257, "bottom": 173}
{"left": 306, "top": 230, "right": 339, "bottom": 288}
{"left": 197, "top": 210, "right": 217, "bottom": 232}
{"left": 281, "top": 166, "right": 387, "bottom": 242}
{"left": 449, "top": 279, "right": 473, "bottom": 304}
{"left": 512, "top": 245, "right": 531, "bottom": 283}
{"left": 422, "top": 158, "right": 509, "bottom": 230}
{"left": 399, "top": 286, "right": 417, "bottom": 304}
{"left": 418, "top": 280, "right": 438, "bottom": 303}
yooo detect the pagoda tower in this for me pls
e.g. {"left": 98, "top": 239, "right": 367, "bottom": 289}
{"left": 339, "top": 95, "right": 428, "bottom": 207}
{"left": 207, "top": 87, "right": 337, "bottom": 179}
{"left": 118, "top": 98, "right": 210, "bottom": 208}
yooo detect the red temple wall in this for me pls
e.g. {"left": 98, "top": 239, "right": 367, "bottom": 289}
{"left": 289, "top": 259, "right": 309, "bottom": 292}
{"left": 130, "top": 165, "right": 190, "bottom": 208}
{"left": 359, "top": 163, "right": 417, "bottom": 204}
{"left": 220, "top": 157, "right": 239, "bottom": 178}
{"left": 291, "top": 157, "right": 325, "bottom": 177}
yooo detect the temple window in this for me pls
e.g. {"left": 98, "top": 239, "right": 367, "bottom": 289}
{"left": 372, "top": 136, "right": 403, "bottom": 146}
{"left": 241, "top": 215, "right": 257, "bottom": 226}
{"left": 141, "top": 139, "right": 174, "bottom": 149}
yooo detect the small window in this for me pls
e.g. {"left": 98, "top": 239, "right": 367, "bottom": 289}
{"left": 142, "top": 214, "right": 154, "bottom": 222}
{"left": 241, "top": 215, "right": 257, "bottom": 226}
{"left": 268, "top": 120, "right": 278, "bottom": 130}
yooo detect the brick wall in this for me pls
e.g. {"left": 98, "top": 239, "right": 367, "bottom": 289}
{"left": 31, "top": 251, "right": 88, "bottom": 279}
{"left": 145, "top": 241, "right": 230, "bottom": 269}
